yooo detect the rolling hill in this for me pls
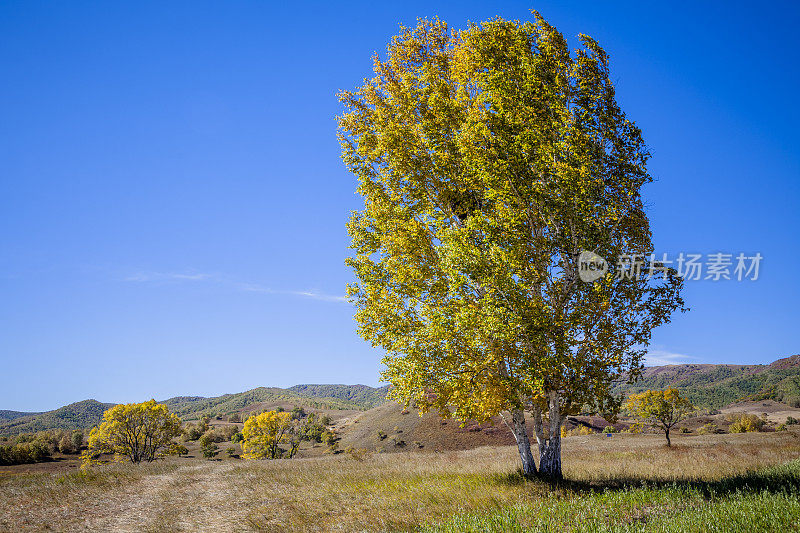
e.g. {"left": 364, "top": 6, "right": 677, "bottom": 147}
{"left": 0, "top": 410, "right": 41, "bottom": 421}
{"left": 0, "top": 385, "right": 387, "bottom": 436}
{"left": 613, "top": 355, "right": 800, "bottom": 409}
{"left": 287, "top": 384, "right": 389, "bottom": 408}
{"left": 162, "top": 386, "right": 372, "bottom": 420}
{"left": 4, "top": 355, "right": 799, "bottom": 436}
{"left": 0, "top": 400, "right": 112, "bottom": 436}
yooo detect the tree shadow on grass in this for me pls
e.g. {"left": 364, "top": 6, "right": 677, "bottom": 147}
{"left": 495, "top": 459, "right": 800, "bottom": 498}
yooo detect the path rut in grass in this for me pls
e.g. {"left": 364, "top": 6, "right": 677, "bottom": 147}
{"left": 84, "top": 461, "right": 239, "bottom": 532}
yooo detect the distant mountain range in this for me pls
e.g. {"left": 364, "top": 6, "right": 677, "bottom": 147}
{"left": 3, "top": 356, "right": 798, "bottom": 436}
{"left": 0, "top": 385, "right": 389, "bottom": 436}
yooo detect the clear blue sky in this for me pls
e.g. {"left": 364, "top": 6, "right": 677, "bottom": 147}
{"left": 1, "top": 1, "right": 798, "bottom": 411}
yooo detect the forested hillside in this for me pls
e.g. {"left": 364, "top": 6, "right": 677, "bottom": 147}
{"left": 287, "top": 384, "right": 389, "bottom": 408}
{"left": 0, "top": 400, "right": 112, "bottom": 436}
{"left": 614, "top": 355, "right": 800, "bottom": 409}
{"left": 0, "top": 410, "right": 40, "bottom": 421}
{"left": 162, "top": 387, "right": 369, "bottom": 419}
{"left": 0, "top": 385, "right": 385, "bottom": 435}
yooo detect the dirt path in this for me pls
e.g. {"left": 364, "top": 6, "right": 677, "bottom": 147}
{"left": 83, "top": 462, "right": 241, "bottom": 532}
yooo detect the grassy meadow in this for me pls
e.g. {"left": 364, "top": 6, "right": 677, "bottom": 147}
{"left": 2, "top": 430, "right": 800, "bottom": 531}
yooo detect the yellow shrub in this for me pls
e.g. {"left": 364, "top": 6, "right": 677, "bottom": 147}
{"left": 727, "top": 413, "right": 764, "bottom": 433}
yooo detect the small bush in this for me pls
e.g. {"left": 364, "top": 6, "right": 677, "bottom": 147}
{"left": 625, "top": 422, "right": 644, "bottom": 434}
{"left": 563, "top": 425, "right": 594, "bottom": 437}
{"left": 787, "top": 416, "right": 799, "bottom": 425}
{"left": 698, "top": 423, "right": 719, "bottom": 435}
{"left": 168, "top": 444, "right": 189, "bottom": 456}
{"left": 345, "top": 447, "right": 371, "bottom": 461}
{"left": 603, "top": 426, "right": 616, "bottom": 434}
{"left": 322, "top": 430, "right": 337, "bottom": 447}
{"left": 376, "top": 430, "right": 387, "bottom": 440}
{"left": 728, "top": 413, "right": 764, "bottom": 433}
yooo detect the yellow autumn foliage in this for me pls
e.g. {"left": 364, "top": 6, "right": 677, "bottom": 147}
{"left": 82, "top": 400, "right": 182, "bottom": 465}
{"left": 241, "top": 410, "right": 293, "bottom": 459}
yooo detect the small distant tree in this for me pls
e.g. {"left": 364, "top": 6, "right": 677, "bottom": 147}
{"left": 83, "top": 400, "right": 182, "bottom": 465}
{"left": 241, "top": 410, "right": 292, "bottom": 459}
{"left": 228, "top": 412, "right": 241, "bottom": 423}
{"left": 199, "top": 435, "right": 219, "bottom": 459}
{"left": 322, "top": 429, "right": 338, "bottom": 449}
{"left": 285, "top": 420, "right": 302, "bottom": 458}
{"left": 58, "top": 435, "right": 75, "bottom": 454}
{"left": 183, "top": 425, "right": 203, "bottom": 441}
{"left": 300, "top": 414, "right": 326, "bottom": 443}
{"left": 70, "top": 430, "right": 84, "bottom": 451}
{"left": 290, "top": 406, "right": 306, "bottom": 420}
{"left": 624, "top": 388, "right": 694, "bottom": 446}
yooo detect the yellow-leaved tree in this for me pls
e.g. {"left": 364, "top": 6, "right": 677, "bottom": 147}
{"left": 624, "top": 388, "right": 694, "bottom": 447}
{"left": 82, "top": 400, "right": 182, "bottom": 465}
{"left": 241, "top": 410, "right": 293, "bottom": 459}
{"left": 339, "top": 12, "right": 685, "bottom": 479}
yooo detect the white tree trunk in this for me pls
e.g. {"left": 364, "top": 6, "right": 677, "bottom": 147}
{"left": 534, "top": 391, "right": 563, "bottom": 480}
{"left": 509, "top": 408, "right": 537, "bottom": 477}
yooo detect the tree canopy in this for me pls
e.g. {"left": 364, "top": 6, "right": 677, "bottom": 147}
{"left": 625, "top": 388, "right": 694, "bottom": 446}
{"left": 241, "top": 410, "right": 293, "bottom": 459}
{"left": 82, "top": 400, "right": 182, "bottom": 465}
{"left": 339, "top": 12, "right": 684, "bottom": 478}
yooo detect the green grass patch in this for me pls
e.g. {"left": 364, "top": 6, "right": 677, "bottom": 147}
{"left": 425, "top": 460, "right": 800, "bottom": 532}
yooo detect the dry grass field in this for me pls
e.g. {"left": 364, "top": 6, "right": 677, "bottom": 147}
{"left": 2, "top": 429, "right": 800, "bottom": 531}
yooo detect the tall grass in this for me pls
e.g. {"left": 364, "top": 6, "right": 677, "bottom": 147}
{"left": 1, "top": 431, "right": 799, "bottom": 531}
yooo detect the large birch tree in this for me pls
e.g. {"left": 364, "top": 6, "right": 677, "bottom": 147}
{"left": 338, "top": 13, "right": 684, "bottom": 479}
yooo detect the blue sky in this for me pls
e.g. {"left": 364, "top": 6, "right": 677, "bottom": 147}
{"left": 1, "top": 1, "right": 798, "bottom": 411}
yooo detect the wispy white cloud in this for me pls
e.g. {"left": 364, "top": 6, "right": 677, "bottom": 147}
{"left": 124, "top": 271, "right": 211, "bottom": 282}
{"left": 645, "top": 349, "right": 695, "bottom": 366}
{"left": 123, "top": 270, "right": 348, "bottom": 303}
{"left": 241, "top": 284, "right": 348, "bottom": 303}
